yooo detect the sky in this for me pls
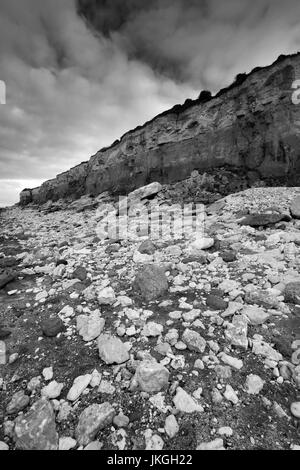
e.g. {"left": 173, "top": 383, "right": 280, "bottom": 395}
{"left": 0, "top": 0, "right": 300, "bottom": 206}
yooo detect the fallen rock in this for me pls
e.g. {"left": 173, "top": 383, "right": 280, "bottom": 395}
{"left": 245, "top": 374, "right": 265, "bottom": 395}
{"left": 206, "top": 295, "right": 228, "bottom": 311}
{"left": 164, "top": 414, "right": 179, "bottom": 438}
{"left": 41, "top": 317, "right": 65, "bottom": 337}
{"left": 41, "top": 381, "right": 64, "bottom": 400}
{"left": 225, "top": 315, "right": 248, "bottom": 349}
{"left": 6, "top": 391, "right": 30, "bottom": 415}
{"left": 14, "top": 398, "right": 58, "bottom": 450}
{"left": 75, "top": 403, "right": 115, "bottom": 446}
{"left": 290, "top": 402, "right": 300, "bottom": 419}
{"left": 173, "top": 387, "right": 203, "bottom": 413}
{"left": 138, "top": 240, "right": 156, "bottom": 255}
{"left": 77, "top": 313, "right": 105, "bottom": 342}
{"left": 182, "top": 329, "right": 206, "bottom": 353}
{"left": 133, "top": 264, "right": 168, "bottom": 301}
{"left": 242, "top": 306, "right": 270, "bottom": 325}
{"left": 67, "top": 374, "right": 91, "bottom": 402}
{"left": 97, "top": 287, "right": 116, "bottom": 305}
{"left": 98, "top": 334, "right": 130, "bottom": 364}
{"left": 133, "top": 360, "right": 169, "bottom": 393}
{"left": 239, "top": 213, "right": 287, "bottom": 227}
{"left": 197, "top": 438, "right": 224, "bottom": 450}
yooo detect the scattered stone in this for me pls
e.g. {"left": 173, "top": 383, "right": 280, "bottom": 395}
{"left": 41, "top": 381, "right": 64, "bottom": 399}
{"left": 98, "top": 334, "right": 130, "bottom": 364}
{"left": 138, "top": 240, "right": 156, "bottom": 255}
{"left": 59, "top": 437, "right": 77, "bottom": 450}
{"left": 182, "top": 329, "right": 206, "bottom": 353}
{"left": 113, "top": 413, "right": 130, "bottom": 428}
{"left": 76, "top": 403, "right": 115, "bottom": 446}
{"left": 133, "top": 264, "right": 168, "bottom": 301}
{"left": 67, "top": 374, "right": 91, "bottom": 402}
{"left": 173, "top": 387, "right": 203, "bottom": 413}
{"left": 41, "top": 317, "right": 65, "bottom": 337}
{"left": 77, "top": 312, "right": 105, "bottom": 342}
{"left": 142, "top": 322, "right": 163, "bottom": 337}
{"left": 133, "top": 360, "right": 169, "bottom": 393}
{"left": 197, "top": 438, "right": 224, "bottom": 450}
{"left": 242, "top": 306, "right": 270, "bottom": 326}
{"left": 290, "top": 402, "right": 300, "bottom": 419}
{"left": 97, "top": 287, "right": 116, "bottom": 305}
{"left": 14, "top": 399, "right": 58, "bottom": 450}
{"left": 6, "top": 391, "right": 30, "bottom": 415}
{"left": 165, "top": 415, "right": 179, "bottom": 438}
{"left": 245, "top": 375, "right": 265, "bottom": 395}
{"left": 206, "top": 295, "right": 228, "bottom": 311}
{"left": 224, "top": 384, "right": 239, "bottom": 405}
{"left": 225, "top": 315, "right": 248, "bottom": 349}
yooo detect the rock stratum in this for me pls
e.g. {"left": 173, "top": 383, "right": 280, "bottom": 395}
{"left": 20, "top": 52, "right": 300, "bottom": 206}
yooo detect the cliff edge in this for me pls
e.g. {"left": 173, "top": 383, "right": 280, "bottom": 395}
{"left": 20, "top": 52, "right": 300, "bottom": 206}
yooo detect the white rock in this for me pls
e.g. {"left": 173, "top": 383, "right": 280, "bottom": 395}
{"left": 224, "top": 385, "right": 239, "bottom": 405}
{"left": 98, "top": 334, "right": 130, "bottom": 364}
{"left": 42, "top": 367, "right": 53, "bottom": 381}
{"left": 173, "top": 387, "right": 203, "bottom": 413}
{"left": 290, "top": 402, "right": 300, "bottom": 419}
{"left": 245, "top": 374, "right": 265, "bottom": 395}
{"left": 97, "top": 287, "right": 116, "bottom": 305}
{"left": 67, "top": 374, "right": 91, "bottom": 402}
{"left": 76, "top": 313, "right": 105, "bottom": 342}
{"left": 142, "top": 322, "right": 163, "bottom": 337}
{"left": 41, "top": 381, "right": 64, "bottom": 399}
{"left": 90, "top": 369, "right": 102, "bottom": 388}
{"left": 197, "top": 438, "right": 224, "bottom": 450}
{"left": 219, "top": 352, "right": 243, "bottom": 370}
{"left": 0, "top": 441, "right": 9, "bottom": 450}
{"left": 165, "top": 415, "right": 179, "bottom": 438}
{"left": 59, "top": 437, "right": 77, "bottom": 450}
{"left": 59, "top": 306, "right": 74, "bottom": 318}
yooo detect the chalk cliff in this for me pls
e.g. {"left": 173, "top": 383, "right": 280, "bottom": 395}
{"left": 20, "top": 52, "right": 300, "bottom": 206}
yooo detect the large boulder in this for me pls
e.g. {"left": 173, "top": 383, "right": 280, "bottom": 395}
{"left": 76, "top": 403, "right": 115, "bottom": 446}
{"left": 133, "top": 360, "right": 170, "bottom": 393}
{"left": 14, "top": 399, "right": 58, "bottom": 450}
{"left": 97, "top": 334, "right": 130, "bottom": 364}
{"left": 133, "top": 264, "right": 168, "bottom": 301}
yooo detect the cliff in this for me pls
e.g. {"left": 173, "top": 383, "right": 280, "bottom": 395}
{"left": 20, "top": 52, "right": 300, "bottom": 206}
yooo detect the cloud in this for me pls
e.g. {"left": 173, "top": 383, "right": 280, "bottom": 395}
{"left": 0, "top": 0, "right": 192, "bottom": 206}
{"left": 1, "top": 0, "right": 300, "bottom": 206}
{"left": 79, "top": 0, "right": 300, "bottom": 89}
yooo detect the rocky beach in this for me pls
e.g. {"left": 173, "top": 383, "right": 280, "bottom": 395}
{"left": 1, "top": 180, "right": 300, "bottom": 450}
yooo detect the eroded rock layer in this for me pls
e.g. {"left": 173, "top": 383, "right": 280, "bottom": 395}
{"left": 20, "top": 53, "right": 300, "bottom": 206}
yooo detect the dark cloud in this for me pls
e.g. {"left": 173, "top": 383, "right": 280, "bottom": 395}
{"left": 1, "top": 0, "right": 300, "bottom": 206}
{"left": 78, "top": 0, "right": 300, "bottom": 88}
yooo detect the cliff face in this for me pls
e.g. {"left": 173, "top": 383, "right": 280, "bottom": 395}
{"left": 20, "top": 53, "right": 300, "bottom": 206}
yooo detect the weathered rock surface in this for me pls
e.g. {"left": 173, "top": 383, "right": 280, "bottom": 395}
{"left": 14, "top": 399, "right": 58, "bottom": 450}
{"left": 20, "top": 53, "right": 300, "bottom": 206}
{"left": 75, "top": 403, "right": 115, "bottom": 446}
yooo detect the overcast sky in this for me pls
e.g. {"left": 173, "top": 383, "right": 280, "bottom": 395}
{"left": 0, "top": 0, "right": 300, "bottom": 206}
